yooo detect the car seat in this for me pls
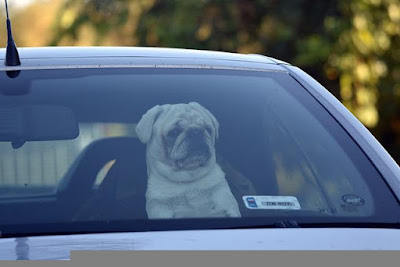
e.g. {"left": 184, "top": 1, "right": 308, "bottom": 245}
{"left": 56, "top": 136, "right": 148, "bottom": 220}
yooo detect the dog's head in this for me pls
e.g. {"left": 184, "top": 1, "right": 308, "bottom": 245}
{"left": 136, "top": 102, "right": 219, "bottom": 180}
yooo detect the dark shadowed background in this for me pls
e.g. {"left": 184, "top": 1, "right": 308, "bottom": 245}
{"left": 1, "top": 0, "right": 399, "bottom": 163}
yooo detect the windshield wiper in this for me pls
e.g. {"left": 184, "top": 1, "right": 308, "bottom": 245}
{"left": 225, "top": 220, "right": 301, "bottom": 229}
{"left": 1, "top": 219, "right": 400, "bottom": 239}
{"left": 274, "top": 221, "right": 300, "bottom": 228}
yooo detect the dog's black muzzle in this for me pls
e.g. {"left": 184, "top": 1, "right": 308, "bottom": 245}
{"left": 175, "top": 128, "right": 212, "bottom": 170}
{"left": 186, "top": 128, "right": 210, "bottom": 156}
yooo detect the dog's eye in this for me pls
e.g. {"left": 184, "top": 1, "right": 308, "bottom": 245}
{"left": 168, "top": 129, "right": 181, "bottom": 138}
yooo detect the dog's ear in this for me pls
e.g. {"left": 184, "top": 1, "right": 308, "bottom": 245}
{"left": 205, "top": 108, "right": 219, "bottom": 139}
{"left": 136, "top": 105, "right": 163, "bottom": 143}
{"left": 189, "top": 102, "right": 219, "bottom": 139}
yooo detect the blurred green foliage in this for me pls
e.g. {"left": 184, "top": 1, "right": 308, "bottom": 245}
{"left": 4, "top": 0, "right": 400, "bottom": 162}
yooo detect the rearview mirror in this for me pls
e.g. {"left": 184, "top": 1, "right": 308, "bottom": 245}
{"left": 0, "top": 105, "right": 79, "bottom": 144}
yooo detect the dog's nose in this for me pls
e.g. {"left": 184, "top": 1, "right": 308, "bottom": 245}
{"left": 187, "top": 128, "right": 203, "bottom": 138}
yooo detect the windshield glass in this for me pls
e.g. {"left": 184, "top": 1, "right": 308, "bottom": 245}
{"left": 0, "top": 68, "right": 398, "bottom": 236}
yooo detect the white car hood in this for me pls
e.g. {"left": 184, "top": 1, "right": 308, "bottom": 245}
{"left": 0, "top": 228, "right": 399, "bottom": 260}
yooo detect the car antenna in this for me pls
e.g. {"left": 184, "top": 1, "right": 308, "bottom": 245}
{"left": 3, "top": 0, "right": 21, "bottom": 66}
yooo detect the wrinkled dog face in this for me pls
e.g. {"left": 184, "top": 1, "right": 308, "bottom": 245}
{"left": 136, "top": 102, "right": 219, "bottom": 177}
{"left": 162, "top": 110, "right": 215, "bottom": 171}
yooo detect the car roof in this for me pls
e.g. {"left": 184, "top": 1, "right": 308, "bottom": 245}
{"left": 0, "top": 46, "right": 289, "bottom": 72}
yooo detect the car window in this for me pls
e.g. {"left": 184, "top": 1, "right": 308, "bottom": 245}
{"left": 0, "top": 68, "right": 398, "bottom": 235}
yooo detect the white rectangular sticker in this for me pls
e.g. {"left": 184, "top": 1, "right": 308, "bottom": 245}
{"left": 242, "top": 195, "right": 301, "bottom": 210}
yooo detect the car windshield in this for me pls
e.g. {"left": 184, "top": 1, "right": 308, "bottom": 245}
{"left": 0, "top": 68, "right": 398, "bottom": 236}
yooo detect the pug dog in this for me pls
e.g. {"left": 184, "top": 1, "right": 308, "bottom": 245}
{"left": 136, "top": 102, "right": 241, "bottom": 219}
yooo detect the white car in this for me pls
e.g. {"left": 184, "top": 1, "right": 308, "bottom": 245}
{"left": 0, "top": 47, "right": 399, "bottom": 260}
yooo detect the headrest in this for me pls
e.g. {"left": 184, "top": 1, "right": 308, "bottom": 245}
{"left": 57, "top": 137, "right": 145, "bottom": 197}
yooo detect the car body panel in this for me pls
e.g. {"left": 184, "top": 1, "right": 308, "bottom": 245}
{"left": 0, "top": 47, "right": 279, "bottom": 69}
{"left": 0, "top": 56, "right": 287, "bottom": 72}
{"left": 0, "top": 46, "right": 399, "bottom": 258}
{"left": 1, "top": 47, "right": 275, "bottom": 64}
{"left": 1, "top": 228, "right": 400, "bottom": 260}
{"left": 0, "top": 47, "right": 287, "bottom": 73}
